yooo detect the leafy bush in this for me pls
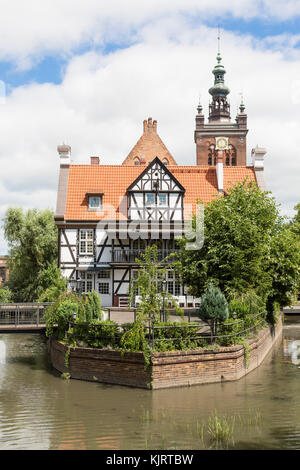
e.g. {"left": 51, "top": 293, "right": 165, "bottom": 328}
{"left": 226, "top": 289, "right": 266, "bottom": 318}
{"left": 0, "top": 286, "right": 12, "bottom": 303}
{"left": 44, "top": 291, "right": 86, "bottom": 338}
{"left": 151, "top": 322, "right": 207, "bottom": 351}
{"left": 72, "top": 320, "right": 120, "bottom": 348}
{"left": 84, "top": 290, "right": 103, "bottom": 322}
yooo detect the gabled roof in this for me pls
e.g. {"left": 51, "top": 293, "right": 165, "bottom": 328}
{"left": 63, "top": 162, "right": 257, "bottom": 221}
{"left": 122, "top": 118, "right": 177, "bottom": 166}
{"left": 127, "top": 157, "right": 185, "bottom": 193}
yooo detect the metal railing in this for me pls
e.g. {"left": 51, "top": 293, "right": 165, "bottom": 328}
{"left": 0, "top": 303, "right": 53, "bottom": 326}
{"left": 66, "top": 312, "right": 266, "bottom": 349}
{"left": 111, "top": 249, "right": 177, "bottom": 263}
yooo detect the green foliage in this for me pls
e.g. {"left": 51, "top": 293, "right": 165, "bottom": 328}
{"left": 84, "top": 290, "right": 103, "bottom": 322}
{"left": 0, "top": 286, "right": 12, "bottom": 303}
{"left": 266, "top": 226, "right": 300, "bottom": 319}
{"left": 198, "top": 284, "right": 229, "bottom": 338}
{"left": 123, "top": 245, "right": 184, "bottom": 360}
{"left": 3, "top": 207, "right": 65, "bottom": 302}
{"left": 226, "top": 289, "right": 266, "bottom": 318}
{"left": 128, "top": 245, "right": 183, "bottom": 324}
{"left": 44, "top": 291, "right": 85, "bottom": 338}
{"left": 290, "top": 202, "right": 300, "bottom": 237}
{"left": 151, "top": 322, "right": 206, "bottom": 351}
{"left": 179, "top": 182, "right": 300, "bottom": 319}
{"left": 72, "top": 320, "right": 120, "bottom": 348}
{"left": 120, "top": 321, "right": 148, "bottom": 354}
{"left": 37, "top": 265, "right": 67, "bottom": 302}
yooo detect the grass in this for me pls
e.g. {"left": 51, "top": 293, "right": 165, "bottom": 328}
{"left": 140, "top": 408, "right": 263, "bottom": 450}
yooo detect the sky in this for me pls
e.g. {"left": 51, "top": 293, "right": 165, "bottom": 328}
{"left": 0, "top": 0, "right": 300, "bottom": 253}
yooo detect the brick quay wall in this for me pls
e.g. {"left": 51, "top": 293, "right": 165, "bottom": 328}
{"left": 49, "top": 315, "right": 283, "bottom": 389}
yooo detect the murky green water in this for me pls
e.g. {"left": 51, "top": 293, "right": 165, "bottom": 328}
{"left": 0, "top": 316, "right": 300, "bottom": 450}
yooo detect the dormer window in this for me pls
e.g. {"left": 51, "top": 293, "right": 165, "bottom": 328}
{"left": 87, "top": 193, "right": 103, "bottom": 211}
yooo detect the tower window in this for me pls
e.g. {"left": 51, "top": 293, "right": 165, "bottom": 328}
{"left": 134, "top": 157, "right": 140, "bottom": 166}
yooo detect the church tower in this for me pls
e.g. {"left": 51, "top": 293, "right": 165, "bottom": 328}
{"left": 195, "top": 35, "right": 248, "bottom": 166}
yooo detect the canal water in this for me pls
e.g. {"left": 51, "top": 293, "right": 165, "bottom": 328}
{"left": 0, "top": 316, "right": 300, "bottom": 450}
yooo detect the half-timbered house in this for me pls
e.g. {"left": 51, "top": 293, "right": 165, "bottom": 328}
{"left": 54, "top": 52, "right": 268, "bottom": 307}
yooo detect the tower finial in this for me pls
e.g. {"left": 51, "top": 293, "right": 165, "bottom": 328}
{"left": 197, "top": 93, "right": 203, "bottom": 113}
{"left": 217, "top": 25, "right": 221, "bottom": 63}
{"left": 239, "top": 92, "right": 245, "bottom": 112}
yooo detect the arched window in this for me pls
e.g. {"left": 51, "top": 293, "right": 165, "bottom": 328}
{"left": 231, "top": 156, "right": 237, "bottom": 166}
{"left": 225, "top": 154, "right": 230, "bottom": 166}
{"left": 208, "top": 155, "right": 212, "bottom": 166}
{"left": 134, "top": 157, "right": 140, "bottom": 166}
{"left": 162, "top": 158, "right": 169, "bottom": 166}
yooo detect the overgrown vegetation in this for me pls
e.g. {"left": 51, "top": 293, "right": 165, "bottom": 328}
{"left": 2, "top": 208, "right": 67, "bottom": 302}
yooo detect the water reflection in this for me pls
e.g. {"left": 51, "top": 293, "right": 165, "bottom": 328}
{"left": 0, "top": 316, "right": 299, "bottom": 450}
{"left": 0, "top": 340, "right": 6, "bottom": 364}
{"left": 284, "top": 339, "right": 300, "bottom": 365}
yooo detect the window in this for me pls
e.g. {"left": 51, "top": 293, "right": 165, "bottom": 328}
{"left": 98, "top": 270, "right": 110, "bottom": 279}
{"left": 98, "top": 283, "right": 110, "bottom": 295}
{"left": 166, "top": 270, "right": 182, "bottom": 296}
{"left": 80, "top": 230, "right": 94, "bottom": 255}
{"left": 79, "top": 272, "right": 93, "bottom": 293}
{"left": 134, "top": 157, "right": 140, "bottom": 166}
{"left": 146, "top": 193, "right": 155, "bottom": 206}
{"left": 158, "top": 194, "right": 167, "bottom": 206}
{"left": 162, "top": 159, "right": 169, "bottom": 166}
{"left": 88, "top": 196, "right": 102, "bottom": 210}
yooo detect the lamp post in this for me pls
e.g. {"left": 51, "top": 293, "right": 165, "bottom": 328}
{"left": 162, "top": 279, "right": 167, "bottom": 322}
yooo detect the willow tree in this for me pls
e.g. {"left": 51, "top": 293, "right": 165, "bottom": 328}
{"left": 3, "top": 207, "right": 66, "bottom": 302}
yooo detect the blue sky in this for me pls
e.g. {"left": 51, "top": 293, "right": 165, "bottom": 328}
{"left": 2, "top": 15, "right": 300, "bottom": 91}
{"left": 0, "top": 1, "right": 299, "bottom": 254}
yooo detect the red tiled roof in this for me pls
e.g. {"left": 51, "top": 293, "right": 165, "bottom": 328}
{"left": 64, "top": 164, "right": 257, "bottom": 221}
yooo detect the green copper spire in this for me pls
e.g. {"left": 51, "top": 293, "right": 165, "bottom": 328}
{"left": 208, "top": 27, "right": 231, "bottom": 122}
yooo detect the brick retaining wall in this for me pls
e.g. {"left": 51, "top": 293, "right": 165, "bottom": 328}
{"left": 49, "top": 315, "right": 283, "bottom": 389}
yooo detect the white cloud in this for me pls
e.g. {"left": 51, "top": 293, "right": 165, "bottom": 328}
{"left": 0, "top": 1, "right": 299, "bottom": 67}
{"left": 0, "top": 18, "right": 300, "bottom": 253}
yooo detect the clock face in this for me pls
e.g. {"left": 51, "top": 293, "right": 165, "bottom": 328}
{"left": 215, "top": 136, "right": 228, "bottom": 150}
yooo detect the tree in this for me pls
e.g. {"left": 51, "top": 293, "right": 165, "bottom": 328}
{"left": 128, "top": 245, "right": 182, "bottom": 323}
{"left": 121, "top": 245, "right": 183, "bottom": 353}
{"left": 290, "top": 202, "right": 300, "bottom": 237}
{"left": 179, "top": 181, "right": 300, "bottom": 317}
{"left": 198, "top": 284, "right": 229, "bottom": 339}
{"left": 0, "top": 286, "right": 12, "bottom": 303}
{"left": 2, "top": 207, "right": 66, "bottom": 302}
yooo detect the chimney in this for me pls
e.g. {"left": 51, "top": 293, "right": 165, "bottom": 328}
{"left": 251, "top": 146, "right": 267, "bottom": 191}
{"left": 57, "top": 144, "right": 71, "bottom": 166}
{"left": 143, "top": 117, "right": 157, "bottom": 134}
{"left": 251, "top": 146, "right": 267, "bottom": 170}
{"left": 90, "top": 156, "right": 100, "bottom": 165}
{"left": 216, "top": 150, "right": 224, "bottom": 194}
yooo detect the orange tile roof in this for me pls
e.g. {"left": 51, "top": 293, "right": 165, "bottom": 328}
{"left": 64, "top": 164, "right": 257, "bottom": 221}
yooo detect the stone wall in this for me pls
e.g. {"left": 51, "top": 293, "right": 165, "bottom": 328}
{"left": 49, "top": 315, "right": 283, "bottom": 389}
